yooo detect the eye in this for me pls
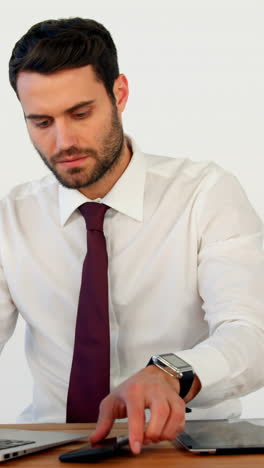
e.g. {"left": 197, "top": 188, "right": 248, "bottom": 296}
{"left": 73, "top": 110, "right": 91, "bottom": 119}
{"left": 34, "top": 119, "right": 51, "bottom": 128}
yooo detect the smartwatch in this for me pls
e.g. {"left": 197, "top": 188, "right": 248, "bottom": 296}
{"left": 148, "top": 353, "right": 194, "bottom": 399}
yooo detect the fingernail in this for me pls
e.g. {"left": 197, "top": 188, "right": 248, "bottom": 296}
{"left": 132, "top": 441, "right": 141, "bottom": 454}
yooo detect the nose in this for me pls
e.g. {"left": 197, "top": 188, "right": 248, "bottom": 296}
{"left": 54, "top": 119, "right": 78, "bottom": 152}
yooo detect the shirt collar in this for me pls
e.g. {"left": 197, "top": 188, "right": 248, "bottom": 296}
{"left": 58, "top": 137, "right": 146, "bottom": 226}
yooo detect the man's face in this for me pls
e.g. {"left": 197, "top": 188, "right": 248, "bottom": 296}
{"left": 16, "top": 65, "right": 127, "bottom": 190}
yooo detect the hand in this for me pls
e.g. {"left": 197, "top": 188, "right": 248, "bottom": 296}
{"left": 90, "top": 365, "right": 186, "bottom": 455}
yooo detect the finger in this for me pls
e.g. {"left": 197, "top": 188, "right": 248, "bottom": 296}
{"left": 142, "top": 438, "right": 153, "bottom": 445}
{"left": 158, "top": 398, "right": 186, "bottom": 441}
{"left": 126, "top": 394, "right": 146, "bottom": 455}
{"left": 89, "top": 398, "right": 115, "bottom": 443}
{"left": 144, "top": 399, "right": 170, "bottom": 442}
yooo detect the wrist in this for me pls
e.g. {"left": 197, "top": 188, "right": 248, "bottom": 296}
{"left": 146, "top": 363, "right": 180, "bottom": 394}
{"left": 147, "top": 353, "right": 194, "bottom": 399}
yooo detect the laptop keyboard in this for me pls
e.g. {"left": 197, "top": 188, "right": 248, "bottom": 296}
{"left": 0, "top": 439, "right": 35, "bottom": 450}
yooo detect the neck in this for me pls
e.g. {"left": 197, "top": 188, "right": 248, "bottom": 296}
{"left": 78, "top": 137, "right": 132, "bottom": 200}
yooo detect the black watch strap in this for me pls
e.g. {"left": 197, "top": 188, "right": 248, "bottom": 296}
{"left": 178, "top": 369, "right": 194, "bottom": 399}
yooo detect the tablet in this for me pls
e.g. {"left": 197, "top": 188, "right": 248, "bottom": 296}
{"left": 175, "top": 419, "right": 264, "bottom": 454}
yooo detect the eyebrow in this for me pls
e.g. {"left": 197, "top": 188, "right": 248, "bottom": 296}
{"left": 25, "top": 100, "right": 96, "bottom": 120}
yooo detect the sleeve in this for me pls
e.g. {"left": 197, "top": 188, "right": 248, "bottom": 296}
{"left": 0, "top": 251, "right": 18, "bottom": 353}
{"left": 176, "top": 171, "right": 264, "bottom": 408}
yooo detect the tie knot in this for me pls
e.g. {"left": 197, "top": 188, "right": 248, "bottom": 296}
{"left": 79, "top": 203, "right": 109, "bottom": 231}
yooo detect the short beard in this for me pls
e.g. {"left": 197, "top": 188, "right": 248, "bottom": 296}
{"left": 33, "top": 105, "right": 125, "bottom": 190}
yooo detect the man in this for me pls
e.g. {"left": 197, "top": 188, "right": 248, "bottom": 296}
{"left": 3, "top": 17, "right": 264, "bottom": 455}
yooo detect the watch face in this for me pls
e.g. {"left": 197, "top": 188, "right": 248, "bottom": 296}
{"left": 162, "top": 353, "right": 189, "bottom": 369}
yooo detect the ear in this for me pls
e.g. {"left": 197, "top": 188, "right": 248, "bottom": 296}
{"left": 112, "top": 74, "right": 129, "bottom": 113}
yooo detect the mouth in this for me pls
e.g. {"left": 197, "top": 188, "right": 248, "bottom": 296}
{"left": 57, "top": 156, "right": 89, "bottom": 168}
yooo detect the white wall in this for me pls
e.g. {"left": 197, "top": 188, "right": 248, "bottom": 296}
{"left": 0, "top": 0, "right": 263, "bottom": 422}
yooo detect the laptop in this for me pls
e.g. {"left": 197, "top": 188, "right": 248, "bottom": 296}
{"left": 0, "top": 428, "right": 87, "bottom": 462}
{"left": 175, "top": 419, "right": 264, "bottom": 454}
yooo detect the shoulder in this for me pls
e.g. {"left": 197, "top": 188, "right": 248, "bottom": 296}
{"left": 0, "top": 173, "right": 58, "bottom": 214}
{"left": 143, "top": 151, "right": 227, "bottom": 189}
{"left": 1, "top": 173, "right": 57, "bottom": 201}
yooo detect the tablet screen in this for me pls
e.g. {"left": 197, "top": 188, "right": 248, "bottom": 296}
{"left": 176, "top": 419, "right": 264, "bottom": 451}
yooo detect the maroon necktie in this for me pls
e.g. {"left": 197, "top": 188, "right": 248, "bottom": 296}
{"left": 66, "top": 202, "right": 110, "bottom": 422}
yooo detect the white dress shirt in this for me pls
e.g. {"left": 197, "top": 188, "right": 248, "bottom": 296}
{"left": 0, "top": 138, "right": 264, "bottom": 423}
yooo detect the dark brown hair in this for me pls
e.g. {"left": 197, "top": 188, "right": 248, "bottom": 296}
{"left": 9, "top": 17, "right": 119, "bottom": 101}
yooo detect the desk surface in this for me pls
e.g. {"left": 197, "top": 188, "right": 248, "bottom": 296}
{"left": 0, "top": 423, "right": 263, "bottom": 467}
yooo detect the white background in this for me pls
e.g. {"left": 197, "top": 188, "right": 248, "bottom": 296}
{"left": 0, "top": 0, "right": 263, "bottom": 422}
